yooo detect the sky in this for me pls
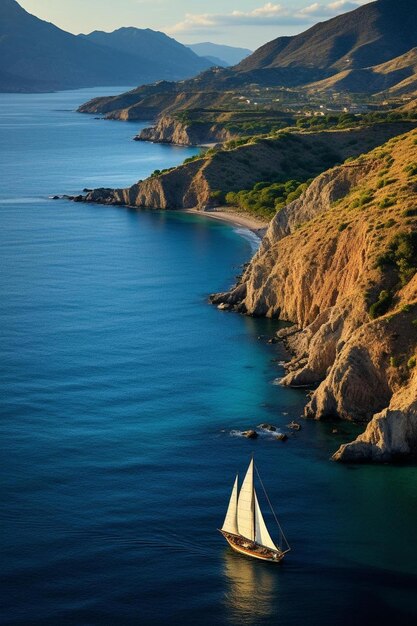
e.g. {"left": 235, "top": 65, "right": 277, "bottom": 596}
{"left": 18, "top": 0, "right": 373, "bottom": 49}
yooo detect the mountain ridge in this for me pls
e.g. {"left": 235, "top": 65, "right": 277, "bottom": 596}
{"left": 0, "top": 1, "right": 211, "bottom": 92}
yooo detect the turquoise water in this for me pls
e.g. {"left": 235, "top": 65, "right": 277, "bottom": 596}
{"left": 1, "top": 89, "right": 417, "bottom": 626}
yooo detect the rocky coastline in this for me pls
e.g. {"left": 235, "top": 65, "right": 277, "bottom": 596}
{"left": 211, "top": 130, "right": 417, "bottom": 462}
{"left": 66, "top": 125, "right": 417, "bottom": 463}
{"left": 134, "top": 115, "right": 233, "bottom": 147}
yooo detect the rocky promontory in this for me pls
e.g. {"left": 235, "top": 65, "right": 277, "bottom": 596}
{"left": 80, "top": 123, "right": 417, "bottom": 211}
{"left": 212, "top": 129, "right": 417, "bottom": 462}
{"left": 135, "top": 115, "right": 233, "bottom": 146}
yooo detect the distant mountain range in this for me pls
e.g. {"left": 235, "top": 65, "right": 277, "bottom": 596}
{"left": 79, "top": 0, "right": 417, "bottom": 120}
{"left": 0, "top": 0, "right": 212, "bottom": 92}
{"left": 187, "top": 43, "right": 252, "bottom": 68}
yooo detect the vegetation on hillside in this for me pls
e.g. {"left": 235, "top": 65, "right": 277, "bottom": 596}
{"left": 225, "top": 179, "right": 312, "bottom": 219}
{"left": 295, "top": 110, "right": 417, "bottom": 132}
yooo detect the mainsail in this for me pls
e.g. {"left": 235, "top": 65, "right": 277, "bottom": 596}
{"left": 222, "top": 475, "right": 239, "bottom": 534}
{"left": 254, "top": 492, "right": 277, "bottom": 551}
{"left": 237, "top": 458, "right": 255, "bottom": 541}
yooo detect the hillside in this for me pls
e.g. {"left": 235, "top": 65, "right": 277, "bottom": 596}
{"left": 77, "top": 121, "right": 416, "bottom": 212}
{"left": 78, "top": 0, "right": 417, "bottom": 121}
{"left": 134, "top": 110, "right": 294, "bottom": 146}
{"left": 307, "top": 47, "right": 417, "bottom": 95}
{"left": 0, "top": 0, "right": 210, "bottom": 92}
{"left": 212, "top": 129, "right": 417, "bottom": 462}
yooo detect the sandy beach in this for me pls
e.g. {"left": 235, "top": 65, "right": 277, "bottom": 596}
{"left": 183, "top": 207, "right": 269, "bottom": 239}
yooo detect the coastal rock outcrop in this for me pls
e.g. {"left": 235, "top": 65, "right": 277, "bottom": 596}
{"left": 333, "top": 364, "right": 417, "bottom": 462}
{"left": 135, "top": 115, "right": 232, "bottom": 146}
{"left": 212, "top": 129, "right": 417, "bottom": 462}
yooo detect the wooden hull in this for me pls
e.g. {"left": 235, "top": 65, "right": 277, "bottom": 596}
{"left": 220, "top": 530, "right": 285, "bottom": 563}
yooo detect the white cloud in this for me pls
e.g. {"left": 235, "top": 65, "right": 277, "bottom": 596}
{"left": 299, "top": 0, "right": 370, "bottom": 17}
{"left": 166, "top": 1, "right": 372, "bottom": 36}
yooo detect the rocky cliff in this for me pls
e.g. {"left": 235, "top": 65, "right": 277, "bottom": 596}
{"left": 82, "top": 123, "right": 417, "bottom": 211}
{"left": 135, "top": 115, "right": 233, "bottom": 146}
{"left": 211, "top": 129, "right": 417, "bottom": 462}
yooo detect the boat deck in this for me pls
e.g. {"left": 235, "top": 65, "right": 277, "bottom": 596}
{"left": 220, "top": 530, "right": 285, "bottom": 563}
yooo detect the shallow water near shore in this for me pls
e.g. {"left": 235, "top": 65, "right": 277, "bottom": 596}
{"left": 1, "top": 88, "right": 417, "bottom": 626}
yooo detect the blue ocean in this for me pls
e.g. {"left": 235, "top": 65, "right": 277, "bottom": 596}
{"left": 1, "top": 89, "right": 416, "bottom": 626}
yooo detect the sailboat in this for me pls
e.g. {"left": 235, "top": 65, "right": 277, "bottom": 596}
{"left": 219, "top": 457, "right": 290, "bottom": 563}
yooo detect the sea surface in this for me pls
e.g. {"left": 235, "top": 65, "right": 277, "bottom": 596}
{"left": 1, "top": 88, "right": 417, "bottom": 626}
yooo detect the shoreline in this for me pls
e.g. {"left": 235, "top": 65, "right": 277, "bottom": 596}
{"left": 182, "top": 208, "right": 269, "bottom": 240}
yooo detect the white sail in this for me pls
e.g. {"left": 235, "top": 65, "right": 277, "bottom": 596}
{"left": 254, "top": 492, "right": 277, "bottom": 551}
{"left": 222, "top": 475, "right": 239, "bottom": 534}
{"left": 237, "top": 458, "right": 255, "bottom": 541}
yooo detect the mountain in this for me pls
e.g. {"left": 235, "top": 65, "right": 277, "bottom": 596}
{"left": 81, "top": 28, "right": 211, "bottom": 78}
{"left": 187, "top": 43, "right": 252, "bottom": 67}
{"left": 236, "top": 0, "right": 417, "bottom": 79}
{"left": 79, "top": 0, "right": 417, "bottom": 120}
{"left": 0, "top": 0, "right": 211, "bottom": 93}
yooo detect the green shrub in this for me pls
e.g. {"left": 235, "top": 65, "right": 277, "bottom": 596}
{"left": 376, "top": 232, "right": 417, "bottom": 285}
{"left": 352, "top": 189, "right": 374, "bottom": 208}
{"left": 403, "top": 207, "right": 417, "bottom": 217}
{"left": 183, "top": 154, "right": 202, "bottom": 165}
{"left": 379, "top": 196, "right": 396, "bottom": 209}
{"left": 405, "top": 162, "right": 417, "bottom": 177}
{"left": 210, "top": 190, "right": 225, "bottom": 204}
{"left": 377, "top": 178, "right": 397, "bottom": 189}
{"left": 407, "top": 356, "right": 416, "bottom": 368}
{"left": 390, "top": 356, "right": 400, "bottom": 368}
{"left": 369, "top": 290, "right": 392, "bottom": 319}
